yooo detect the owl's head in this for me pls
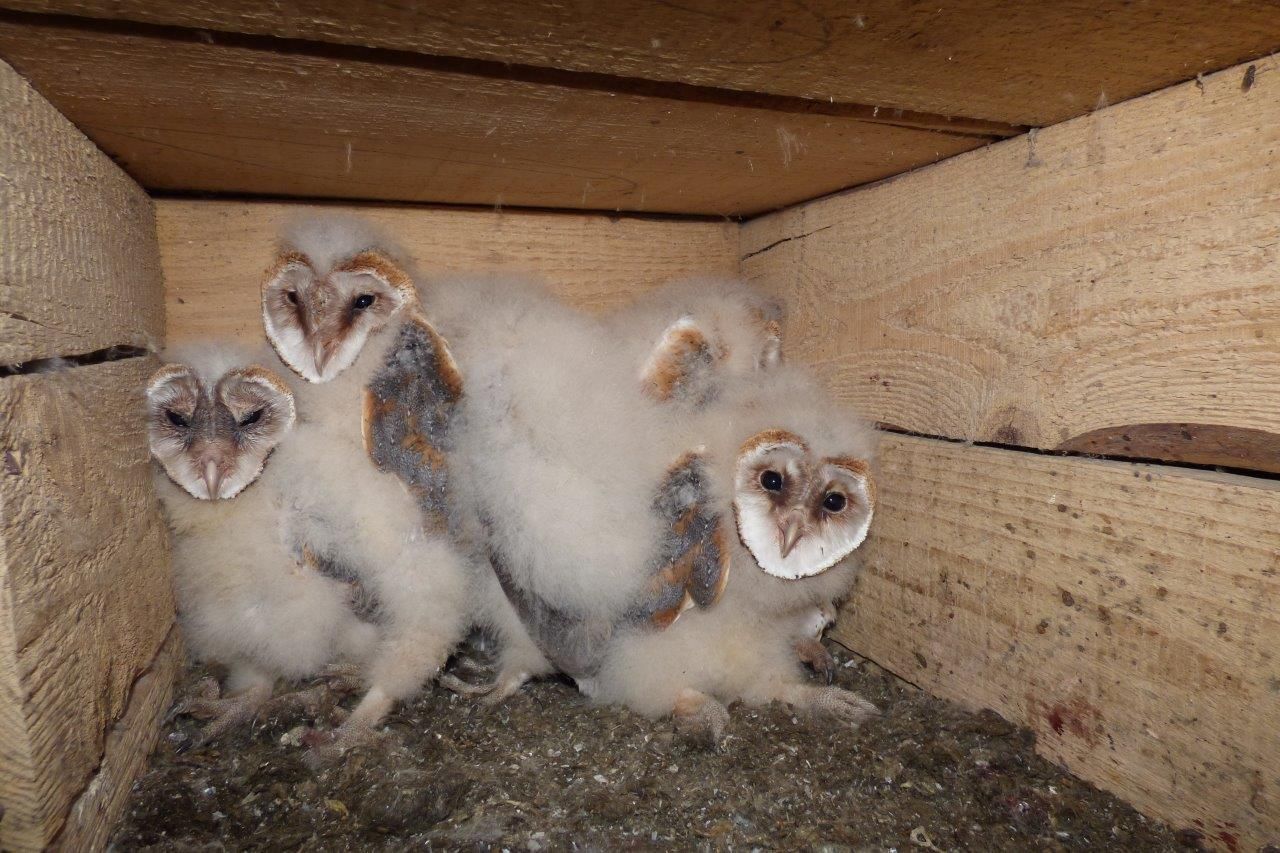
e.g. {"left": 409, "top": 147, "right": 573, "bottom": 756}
{"left": 628, "top": 278, "right": 783, "bottom": 406}
{"left": 146, "top": 359, "right": 296, "bottom": 500}
{"left": 731, "top": 425, "right": 875, "bottom": 580}
{"left": 642, "top": 309, "right": 877, "bottom": 581}
{"left": 262, "top": 217, "right": 418, "bottom": 383}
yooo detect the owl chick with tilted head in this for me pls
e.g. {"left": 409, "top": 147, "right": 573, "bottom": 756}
{"left": 147, "top": 345, "right": 378, "bottom": 748}
{"left": 259, "top": 215, "right": 521, "bottom": 756}
{"left": 617, "top": 279, "right": 849, "bottom": 677}
{"left": 584, "top": 352, "right": 881, "bottom": 743}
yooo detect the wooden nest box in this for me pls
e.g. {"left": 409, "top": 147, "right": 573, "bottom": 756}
{"left": 1, "top": 3, "right": 1277, "bottom": 850}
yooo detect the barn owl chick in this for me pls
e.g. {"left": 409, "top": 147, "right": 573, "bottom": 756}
{"left": 412, "top": 273, "right": 730, "bottom": 694}
{"left": 583, "top": 353, "right": 881, "bottom": 743}
{"left": 259, "top": 216, "right": 491, "bottom": 755}
{"left": 622, "top": 282, "right": 849, "bottom": 672}
{"left": 610, "top": 277, "right": 784, "bottom": 407}
{"left": 147, "top": 347, "right": 378, "bottom": 747}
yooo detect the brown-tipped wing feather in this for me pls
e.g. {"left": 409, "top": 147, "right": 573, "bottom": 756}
{"left": 363, "top": 312, "right": 463, "bottom": 522}
{"left": 482, "top": 451, "right": 730, "bottom": 681}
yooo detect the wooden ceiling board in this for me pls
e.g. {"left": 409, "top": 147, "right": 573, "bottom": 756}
{"left": 5, "top": 0, "right": 1280, "bottom": 125}
{"left": 0, "top": 18, "right": 985, "bottom": 216}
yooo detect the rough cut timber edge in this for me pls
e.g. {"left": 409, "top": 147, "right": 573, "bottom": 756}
{"left": 836, "top": 432, "right": 1279, "bottom": 851}
{"left": 4, "top": 0, "right": 1280, "bottom": 126}
{"left": 742, "top": 52, "right": 1280, "bottom": 475}
{"left": 52, "top": 628, "right": 181, "bottom": 852}
{"left": 0, "top": 58, "right": 172, "bottom": 853}
{"left": 0, "top": 57, "right": 164, "bottom": 365}
{"left": 0, "top": 358, "right": 174, "bottom": 853}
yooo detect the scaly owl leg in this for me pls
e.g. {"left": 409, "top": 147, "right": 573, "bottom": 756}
{"left": 778, "top": 683, "right": 880, "bottom": 728}
{"left": 306, "top": 539, "right": 470, "bottom": 764}
{"left": 673, "top": 687, "right": 731, "bottom": 747}
{"left": 174, "top": 669, "right": 274, "bottom": 752}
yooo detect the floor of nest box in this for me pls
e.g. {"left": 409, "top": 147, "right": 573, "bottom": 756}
{"left": 111, "top": 640, "right": 1185, "bottom": 850}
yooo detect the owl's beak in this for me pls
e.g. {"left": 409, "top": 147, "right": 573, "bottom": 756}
{"left": 779, "top": 514, "right": 804, "bottom": 558}
{"left": 313, "top": 339, "right": 331, "bottom": 374}
{"left": 202, "top": 459, "right": 223, "bottom": 500}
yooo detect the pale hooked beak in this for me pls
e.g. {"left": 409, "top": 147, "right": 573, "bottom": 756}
{"left": 202, "top": 459, "right": 223, "bottom": 500}
{"left": 313, "top": 339, "right": 331, "bottom": 375}
{"left": 779, "top": 513, "right": 804, "bottom": 558}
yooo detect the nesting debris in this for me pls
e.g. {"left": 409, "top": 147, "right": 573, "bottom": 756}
{"left": 113, "top": 643, "right": 1185, "bottom": 850}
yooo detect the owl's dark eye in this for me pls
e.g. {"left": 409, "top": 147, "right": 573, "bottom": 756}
{"left": 760, "top": 470, "right": 783, "bottom": 492}
{"left": 165, "top": 409, "right": 190, "bottom": 428}
{"left": 823, "top": 492, "right": 847, "bottom": 512}
{"left": 285, "top": 290, "right": 299, "bottom": 305}
{"left": 352, "top": 293, "right": 376, "bottom": 311}
{"left": 239, "top": 408, "right": 264, "bottom": 427}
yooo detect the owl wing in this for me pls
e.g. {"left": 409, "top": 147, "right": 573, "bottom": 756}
{"left": 363, "top": 310, "right": 463, "bottom": 522}
{"left": 627, "top": 450, "right": 731, "bottom": 629}
{"left": 484, "top": 538, "right": 615, "bottom": 680}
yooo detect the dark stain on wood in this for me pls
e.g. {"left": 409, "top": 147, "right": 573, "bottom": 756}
{"left": 1056, "top": 422, "right": 1280, "bottom": 474}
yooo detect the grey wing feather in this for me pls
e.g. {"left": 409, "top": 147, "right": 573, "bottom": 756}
{"left": 363, "top": 312, "right": 463, "bottom": 521}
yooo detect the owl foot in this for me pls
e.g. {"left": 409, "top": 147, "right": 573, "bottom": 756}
{"left": 438, "top": 669, "right": 531, "bottom": 705}
{"left": 673, "top": 688, "right": 730, "bottom": 748}
{"left": 316, "top": 662, "right": 364, "bottom": 695}
{"left": 784, "top": 684, "right": 880, "bottom": 728}
{"left": 173, "top": 678, "right": 273, "bottom": 752}
{"left": 795, "top": 638, "right": 837, "bottom": 684}
{"left": 302, "top": 686, "right": 394, "bottom": 766}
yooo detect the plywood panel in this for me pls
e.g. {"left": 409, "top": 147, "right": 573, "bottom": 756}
{"left": 836, "top": 433, "right": 1279, "bottom": 850}
{"left": 0, "top": 358, "right": 173, "bottom": 850}
{"left": 0, "top": 58, "right": 163, "bottom": 365}
{"left": 0, "top": 20, "right": 985, "bottom": 217}
{"left": 743, "top": 54, "right": 1280, "bottom": 469}
{"left": 5, "top": 1, "right": 1280, "bottom": 126}
{"left": 159, "top": 200, "right": 740, "bottom": 345}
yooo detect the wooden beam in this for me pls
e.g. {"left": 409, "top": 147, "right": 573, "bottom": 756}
{"left": 743, "top": 54, "right": 1280, "bottom": 472}
{"left": 53, "top": 628, "right": 180, "bottom": 852}
{"left": 1, "top": 59, "right": 170, "bottom": 850}
{"left": 0, "top": 18, "right": 984, "bottom": 217}
{"left": 0, "top": 358, "right": 173, "bottom": 851}
{"left": 0, "top": 58, "right": 163, "bottom": 365}
{"left": 158, "top": 200, "right": 741, "bottom": 346}
{"left": 837, "top": 433, "right": 1279, "bottom": 850}
{"left": 4, "top": 0, "right": 1280, "bottom": 126}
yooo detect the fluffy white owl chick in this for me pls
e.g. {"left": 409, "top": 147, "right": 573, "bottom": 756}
{"left": 419, "top": 274, "right": 727, "bottom": 688}
{"left": 259, "top": 216, "right": 480, "bottom": 754}
{"left": 147, "top": 345, "right": 378, "bottom": 747}
{"left": 584, "top": 357, "right": 881, "bottom": 742}
{"left": 608, "top": 276, "right": 784, "bottom": 406}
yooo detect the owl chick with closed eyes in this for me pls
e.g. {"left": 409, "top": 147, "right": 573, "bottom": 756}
{"left": 147, "top": 347, "right": 378, "bottom": 748}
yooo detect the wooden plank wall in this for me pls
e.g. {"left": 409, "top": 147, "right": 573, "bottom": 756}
{"left": 0, "top": 60, "right": 172, "bottom": 852}
{"left": 158, "top": 200, "right": 740, "bottom": 346}
{"left": 743, "top": 55, "right": 1280, "bottom": 850}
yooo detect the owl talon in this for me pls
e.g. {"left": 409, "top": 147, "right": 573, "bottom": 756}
{"left": 173, "top": 682, "right": 273, "bottom": 751}
{"left": 438, "top": 672, "right": 493, "bottom": 698}
{"left": 302, "top": 718, "right": 382, "bottom": 767}
{"left": 673, "top": 689, "right": 730, "bottom": 748}
{"left": 438, "top": 669, "right": 531, "bottom": 705}
{"left": 795, "top": 638, "right": 837, "bottom": 684}
{"left": 788, "top": 685, "right": 880, "bottom": 728}
{"left": 481, "top": 670, "right": 532, "bottom": 706}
